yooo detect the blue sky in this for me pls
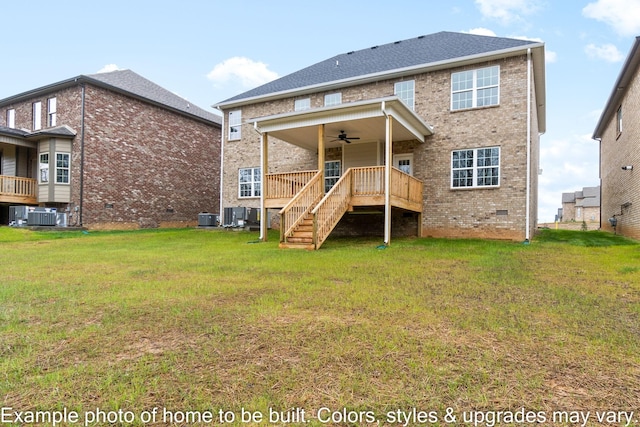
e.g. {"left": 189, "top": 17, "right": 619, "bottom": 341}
{"left": 3, "top": 0, "right": 639, "bottom": 223}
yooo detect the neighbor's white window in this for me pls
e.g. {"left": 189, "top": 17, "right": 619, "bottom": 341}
{"left": 451, "top": 65, "right": 499, "bottom": 110}
{"left": 294, "top": 98, "right": 311, "bottom": 111}
{"left": 617, "top": 105, "right": 622, "bottom": 135}
{"left": 33, "top": 102, "right": 42, "bottom": 130}
{"left": 239, "top": 167, "right": 261, "bottom": 198}
{"left": 324, "top": 92, "right": 342, "bottom": 106}
{"left": 324, "top": 160, "right": 341, "bottom": 192}
{"left": 48, "top": 97, "right": 57, "bottom": 127}
{"left": 395, "top": 80, "right": 415, "bottom": 110}
{"left": 228, "top": 110, "right": 241, "bottom": 140}
{"left": 39, "top": 153, "right": 49, "bottom": 183}
{"left": 6, "top": 109, "right": 15, "bottom": 128}
{"left": 451, "top": 147, "right": 500, "bottom": 188}
{"left": 56, "top": 153, "right": 70, "bottom": 184}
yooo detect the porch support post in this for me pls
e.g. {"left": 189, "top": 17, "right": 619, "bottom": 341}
{"left": 384, "top": 114, "right": 393, "bottom": 246}
{"left": 260, "top": 131, "right": 268, "bottom": 241}
{"left": 317, "top": 124, "right": 325, "bottom": 185}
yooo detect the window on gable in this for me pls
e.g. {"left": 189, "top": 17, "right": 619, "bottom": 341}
{"left": 33, "top": 102, "right": 42, "bottom": 130}
{"left": 324, "top": 93, "right": 342, "bottom": 107}
{"left": 56, "top": 153, "right": 70, "bottom": 184}
{"left": 451, "top": 147, "right": 500, "bottom": 188}
{"left": 617, "top": 105, "right": 622, "bottom": 135}
{"left": 451, "top": 65, "right": 499, "bottom": 111}
{"left": 229, "top": 110, "right": 241, "bottom": 140}
{"left": 294, "top": 98, "right": 311, "bottom": 111}
{"left": 239, "top": 167, "right": 261, "bottom": 198}
{"left": 6, "top": 109, "right": 15, "bottom": 128}
{"left": 394, "top": 80, "right": 415, "bottom": 110}
{"left": 324, "top": 160, "right": 341, "bottom": 192}
{"left": 48, "top": 97, "right": 57, "bottom": 127}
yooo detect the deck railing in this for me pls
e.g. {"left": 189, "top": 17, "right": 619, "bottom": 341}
{"left": 312, "top": 169, "right": 353, "bottom": 250}
{"left": 279, "top": 171, "right": 324, "bottom": 243}
{"left": 0, "top": 175, "right": 37, "bottom": 203}
{"left": 266, "top": 170, "right": 318, "bottom": 201}
{"left": 390, "top": 167, "right": 423, "bottom": 206}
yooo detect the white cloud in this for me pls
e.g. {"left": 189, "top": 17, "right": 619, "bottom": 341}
{"left": 467, "top": 27, "right": 497, "bottom": 37}
{"left": 474, "top": 0, "right": 541, "bottom": 25}
{"left": 207, "top": 57, "right": 278, "bottom": 89}
{"left": 583, "top": 0, "right": 640, "bottom": 37}
{"left": 545, "top": 50, "right": 558, "bottom": 63}
{"left": 584, "top": 43, "right": 624, "bottom": 62}
{"left": 97, "top": 64, "right": 123, "bottom": 73}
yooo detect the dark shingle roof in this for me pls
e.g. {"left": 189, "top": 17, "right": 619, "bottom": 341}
{"left": 0, "top": 126, "right": 30, "bottom": 138}
{"left": 86, "top": 70, "right": 221, "bottom": 125}
{"left": 217, "top": 31, "right": 540, "bottom": 105}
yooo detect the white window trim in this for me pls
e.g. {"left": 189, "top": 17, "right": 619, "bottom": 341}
{"left": 238, "top": 166, "right": 261, "bottom": 198}
{"left": 324, "top": 92, "right": 342, "bottom": 107}
{"left": 39, "top": 153, "right": 49, "bottom": 183}
{"left": 324, "top": 160, "right": 341, "bottom": 192}
{"left": 617, "top": 105, "right": 622, "bottom": 135}
{"left": 55, "top": 152, "right": 70, "bottom": 185}
{"left": 394, "top": 80, "right": 415, "bottom": 110}
{"left": 228, "top": 110, "right": 241, "bottom": 141}
{"left": 451, "top": 65, "right": 500, "bottom": 111}
{"left": 7, "top": 109, "right": 15, "bottom": 128}
{"left": 48, "top": 97, "right": 57, "bottom": 127}
{"left": 294, "top": 98, "right": 311, "bottom": 111}
{"left": 33, "top": 102, "right": 42, "bottom": 130}
{"left": 451, "top": 147, "right": 500, "bottom": 189}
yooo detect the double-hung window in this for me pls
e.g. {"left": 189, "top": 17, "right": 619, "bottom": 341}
{"left": 617, "top": 105, "right": 622, "bottom": 135}
{"left": 33, "top": 102, "right": 42, "bottom": 130}
{"left": 294, "top": 98, "right": 310, "bottom": 111}
{"left": 451, "top": 65, "right": 499, "bottom": 110}
{"left": 48, "top": 97, "right": 57, "bottom": 127}
{"left": 324, "top": 93, "right": 342, "bottom": 107}
{"left": 6, "top": 109, "right": 15, "bottom": 128}
{"left": 239, "top": 167, "right": 260, "bottom": 198}
{"left": 394, "top": 80, "right": 415, "bottom": 110}
{"left": 229, "top": 110, "right": 241, "bottom": 140}
{"left": 324, "top": 161, "right": 341, "bottom": 192}
{"left": 56, "top": 153, "right": 70, "bottom": 184}
{"left": 39, "top": 153, "right": 49, "bottom": 183}
{"left": 451, "top": 147, "right": 500, "bottom": 188}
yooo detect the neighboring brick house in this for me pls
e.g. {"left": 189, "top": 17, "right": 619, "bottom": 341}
{"left": 560, "top": 186, "right": 600, "bottom": 223}
{"left": 593, "top": 36, "right": 640, "bottom": 238}
{"left": 214, "top": 31, "right": 546, "bottom": 249}
{"left": 0, "top": 69, "right": 221, "bottom": 228}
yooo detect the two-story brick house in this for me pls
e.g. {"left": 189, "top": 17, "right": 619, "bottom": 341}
{"left": 0, "top": 69, "right": 221, "bottom": 228}
{"left": 593, "top": 37, "right": 640, "bottom": 238}
{"left": 214, "top": 32, "right": 546, "bottom": 249}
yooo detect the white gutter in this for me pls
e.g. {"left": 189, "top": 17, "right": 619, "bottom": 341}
{"left": 525, "top": 48, "right": 532, "bottom": 242}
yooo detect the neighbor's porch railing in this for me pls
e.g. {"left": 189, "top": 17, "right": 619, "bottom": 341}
{"left": 0, "top": 175, "right": 37, "bottom": 203}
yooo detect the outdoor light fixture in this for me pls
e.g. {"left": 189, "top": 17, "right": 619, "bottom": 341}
{"left": 622, "top": 165, "right": 634, "bottom": 170}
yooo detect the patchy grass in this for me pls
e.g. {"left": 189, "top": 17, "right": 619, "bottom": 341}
{"left": 1, "top": 227, "right": 640, "bottom": 426}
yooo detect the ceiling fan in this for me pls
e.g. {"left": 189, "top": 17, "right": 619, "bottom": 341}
{"left": 328, "top": 130, "right": 360, "bottom": 144}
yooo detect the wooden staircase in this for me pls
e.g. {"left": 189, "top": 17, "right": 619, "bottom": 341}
{"left": 279, "top": 212, "right": 315, "bottom": 249}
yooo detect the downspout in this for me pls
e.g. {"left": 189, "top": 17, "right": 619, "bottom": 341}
{"left": 79, "top": 82, "right": 86, "bottom": 226}
{"left": 525, "top": 48, "right": 532, "bottom": 242}
{"left": 254, "top": 122, "right": 265, "bottom": 241}
{"left": 217, "top": 109, "right": 225, "bottom": 225}
{"left": 382, "top": 101, "right": 391, "bottom": 246}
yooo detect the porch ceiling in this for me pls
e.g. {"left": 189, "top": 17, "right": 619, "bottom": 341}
{"left": 251, "top": 96, "right": 434, "bottom": 150}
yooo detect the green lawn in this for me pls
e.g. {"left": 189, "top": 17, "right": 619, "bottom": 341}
{"left": 1, "top": 227, "right": 639, "bottom": 426}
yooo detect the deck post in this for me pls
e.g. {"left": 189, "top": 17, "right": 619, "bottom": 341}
{"left": 384, "top": 115, "right": 393, "bottom": 246}
{"left": 317, "top": 124, "right": 325, "bottom": 190}
{"left": 260, "top": 132, "right": 269, "bottom": 241}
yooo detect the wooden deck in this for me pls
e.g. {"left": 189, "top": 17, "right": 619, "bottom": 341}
{"left": 267, "top": 167, "right": 423, "bottom": 249}
{"left": 0, "top": 175, "right": 37, "bottom": 204}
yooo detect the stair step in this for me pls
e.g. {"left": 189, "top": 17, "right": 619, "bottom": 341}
{"left": 291, "top": 231, "right": 313, "bottom": 238}
{"left": 279, "top": 242, "right": 315, "bottom": 250}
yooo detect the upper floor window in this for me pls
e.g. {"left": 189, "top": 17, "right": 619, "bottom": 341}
{"left": 294, "top": 98, "right": 310, "bottom": 111}
{"left": 239, "top": 167, "right": 260, "bottom": 198}
{"left": 451, "top": 147, "right": 500, "bottom": 188}
{"left": 6, "top": 109, "right": 15, "bottom": 128}
{"left": 395, "top": 80, "right": 415, "bottom": 110}
{"left": 229, "top": 110, "right": 241, "bottom": 140}
{"left": 56, "top": 153, "right": 70, "bottom": 184}
{"left": 451, "top": 65, "right": 499, "bottom": 111}
{"left": 48, "top": 98, "right": 57, "bottom": 127}
{"left": 33, "top": 102, "right": 42, "bottom": 130}
{"left": 617, "top": 105, "right": 622, "bottom": 135}
{"left": 324, "top": 93, "right": 342, "bottom": 107}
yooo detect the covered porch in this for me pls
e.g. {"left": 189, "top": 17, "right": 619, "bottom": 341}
{"left": 253, "top": 96, "right": 433, "bottom": 249}
{"left": 0, "top": 129, "right": 38, "bottom": 205}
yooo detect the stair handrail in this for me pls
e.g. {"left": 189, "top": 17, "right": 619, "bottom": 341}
{"left": 279, "top": 170, "right": 324, "bottom": 243}
{"left": 311, "top": 168, "right": 353, "bottom": 249}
